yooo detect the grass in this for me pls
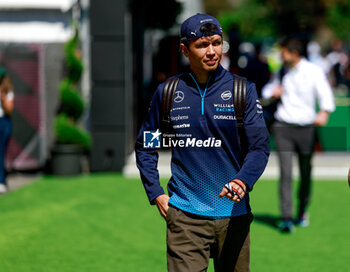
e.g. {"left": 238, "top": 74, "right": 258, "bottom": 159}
{"left": 0, "top": 174, "right": 349, "bottom": 271}
{"left": 250, "top": 179, "right": 349, "bottom": 272}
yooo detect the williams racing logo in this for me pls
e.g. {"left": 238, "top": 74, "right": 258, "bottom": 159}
{"left": 143, "top": 129, "right": 221, "bottom": 149}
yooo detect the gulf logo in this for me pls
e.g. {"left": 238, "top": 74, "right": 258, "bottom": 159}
{"left": 221, "top": 90, "right": 232, "bottom": 101}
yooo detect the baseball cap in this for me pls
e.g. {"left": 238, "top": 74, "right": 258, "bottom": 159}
{"left": 180, "top": 13, "right": 223, "bottom": 44}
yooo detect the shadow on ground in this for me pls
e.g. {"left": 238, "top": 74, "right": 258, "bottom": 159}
{"left": 253, "top": 214, "right": 281, "bottom": 230}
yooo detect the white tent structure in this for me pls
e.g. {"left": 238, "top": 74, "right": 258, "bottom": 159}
{"left": 0, "top": 0, "right": 86, "bottom": 170}
{"left": 0, "top": 0, "right": 77, "bottom": 43}
{"left": 0, "top": 0, "right": 75, "bottom": 10}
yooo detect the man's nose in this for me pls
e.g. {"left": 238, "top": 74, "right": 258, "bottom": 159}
{"left": 207, "top": 44, "right": 215, "bottom": 55}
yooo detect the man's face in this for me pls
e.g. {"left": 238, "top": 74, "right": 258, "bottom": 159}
{"left": 181, "top": 35, "right": 223, "bottom": 75}
{"left": 281, "top": 47, "right": 297, "bottom": 67}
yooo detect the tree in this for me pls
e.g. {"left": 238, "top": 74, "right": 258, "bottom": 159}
{"left": 218, "top": 0, "right": 275, "bottom": 42}
{"left": 55, "top": 28, "right": 90, "bottom": 150}
{"left": 326, "top": 0, "right": 350, "bottom": 42}
{"left": 217, "top": 0, "right": 350, "bottom": 43}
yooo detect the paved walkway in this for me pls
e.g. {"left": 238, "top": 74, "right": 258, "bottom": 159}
{"left": 3, "top": 151, "right": 349, "bottom": 195}
{"left": 124, "top": 151, "right": 350, "bottom": 181}
{"left": 6, "top": 172, "right": 40, "bottom": 192}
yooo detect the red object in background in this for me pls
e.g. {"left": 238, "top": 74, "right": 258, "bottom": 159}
{"left": 0, "top": 44, "right": 45, "bottom": 171}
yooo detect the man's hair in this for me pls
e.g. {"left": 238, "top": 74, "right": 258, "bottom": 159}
{"left": 280, "top": 36, "right": 305, "bottom": 56}
{"left": 181, "top": 23, "right": 220, "bottom": 48}
{"left": 200, "top": 23, "right": 219, "bottom": 37}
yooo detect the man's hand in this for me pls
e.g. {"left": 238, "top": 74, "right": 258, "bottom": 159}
{"left": 272, "top": 85, "right": 283, "bottom": 99}
{"left": 1, "top": 91, "right": 14, "bottom": 115}
{"left": 219, "top": 179, "right": 247, "bottom": 203}
{"left": 1, "top": 91, "right": 6, "bottom": 102}
{"left": 154, "top": 194, "right": 170, "bottom": 220}
{"left": 314, "top": 110, "right": 329, "bottom": 126}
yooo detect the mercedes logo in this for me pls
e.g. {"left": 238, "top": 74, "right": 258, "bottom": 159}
{"left": 174, "top": 91, "right": 185, "bottom": 103}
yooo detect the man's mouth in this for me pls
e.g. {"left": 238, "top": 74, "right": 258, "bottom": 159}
{"left": 205, "top": 59, "right": 217, "bottom": 66}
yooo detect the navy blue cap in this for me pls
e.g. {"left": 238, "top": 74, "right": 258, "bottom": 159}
{"left": 180, "top": 13, "right": 223, "bottom": 43}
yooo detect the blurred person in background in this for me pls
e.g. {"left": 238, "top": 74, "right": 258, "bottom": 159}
{"left": 262, "top": 36, "right": 335, "bottom": 233}
{"left": 0, "top": 68, "right": 14, "bottom": 194}
{"left": 343, "top": 57, "right": 350, "bottom": 93}
{"left": 307, "top": 41, "right": 330, "bottom": 76}
{"left": 326, "top": 38, "right": 349, "bottom": 89}
{"left": 220, "top": 40, "right": 231, "bottom": 70}
{"left": 240, "top": 43, "right": 271, "bottom": 98}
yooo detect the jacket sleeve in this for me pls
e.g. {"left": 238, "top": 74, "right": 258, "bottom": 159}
{"left": 234, "top": 82, "right": 270, "bottom": 191}
{"left": 135, "top": 84, "right": 165, "bottom": 204}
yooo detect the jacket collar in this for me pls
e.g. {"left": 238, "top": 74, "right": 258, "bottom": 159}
{"left": 183, "top": 64, "right": 226, "bottom": 87}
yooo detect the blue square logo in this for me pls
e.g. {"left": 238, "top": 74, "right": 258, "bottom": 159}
{"left": 143, "top": 129, "right": 161, "bottom": 148}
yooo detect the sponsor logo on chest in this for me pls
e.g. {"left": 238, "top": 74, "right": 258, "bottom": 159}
{"left": 221, "top": 90, "right": 232, "bottom": 100}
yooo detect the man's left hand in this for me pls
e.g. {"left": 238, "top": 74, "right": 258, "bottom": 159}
{"left": 314, "top": 110, "right": 330, "bottom": 126}
{"left": 219, "top": 179, "right": 247, "bottom": 203}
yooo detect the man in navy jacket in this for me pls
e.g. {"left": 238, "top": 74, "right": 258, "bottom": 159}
{"left": 135, "top": 13, "right": 269, "bottom": 272}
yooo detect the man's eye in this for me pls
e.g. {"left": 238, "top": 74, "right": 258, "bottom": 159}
{"left": 198, "top": 43, "right": 208, "bottom": 48}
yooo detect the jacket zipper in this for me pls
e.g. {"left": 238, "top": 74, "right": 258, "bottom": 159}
{"left": 189, "top": 73, "right": 211, "bottom": 116}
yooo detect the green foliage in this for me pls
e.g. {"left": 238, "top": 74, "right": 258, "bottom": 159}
{"left": 65, "top": 30, "right": 83, "bottom": 83}
{"left": 327, "top": 2, "right": 350, "bottom": 42}
{"left": 54, "top": 27, "right": 91, "bottom": 150}
{"left": 55, "top": 113, "right": 91, "bottom": 150}
{"left": 59, "top": 78, "right": 84, "bottom": 121}
{"left": 218, "top": 0, "right": 277, "bottom": 41}
{"left": 218, "top": 0, "right": 350, "bottom": 43}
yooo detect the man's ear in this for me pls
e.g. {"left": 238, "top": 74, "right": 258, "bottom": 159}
{"left": 180, "top": 43, "right": 189, "bottom": 58}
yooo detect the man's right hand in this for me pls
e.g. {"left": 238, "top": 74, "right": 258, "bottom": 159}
{"left": 272, "top": 85, "right": 283, "bottom": 99}
{"left": 154, "top": 194, "right": 170, "bottom": 220}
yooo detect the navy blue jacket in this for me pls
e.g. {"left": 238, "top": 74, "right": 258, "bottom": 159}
{"left": 135, "top": 65, "right": 269, "bottom": 218}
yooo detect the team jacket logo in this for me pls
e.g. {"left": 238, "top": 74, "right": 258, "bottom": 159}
{"left": 221, "top": 90, "right": 232, "bottom": 101}
{"left": 256, "top": 100, "right": 263, "bottom": 114}
{"left": 174, "top": 91, "right": 185, "bottom": 103}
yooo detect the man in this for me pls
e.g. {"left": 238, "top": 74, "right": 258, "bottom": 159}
{"left": 136, "top": 14, "right": 269, "bottom": 271}
{"left": 262, "top": 36, "right": 335, "bottom": 233}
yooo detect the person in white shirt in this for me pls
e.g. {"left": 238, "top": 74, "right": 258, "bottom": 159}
{"left": 0, "top": 69, "right": 14, "bottom": 194}
{"left": 262, "top": 36, "right": 335, "bottom": 233}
